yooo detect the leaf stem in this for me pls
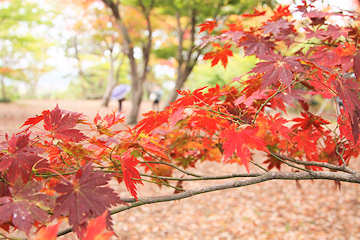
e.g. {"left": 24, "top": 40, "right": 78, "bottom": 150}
{"left": 269, "top": 152, "right": 313, "bottom": 173}
{"left": 250, "top": 160, "right": 269, "bottom": 172}
{"left": 136, "top": 149, "right": 183, "bottom": 191}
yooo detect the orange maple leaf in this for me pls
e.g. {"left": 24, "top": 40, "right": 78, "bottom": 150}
{"left": 203, "top": 43, "right": 233, "bottom": 68}
{"left": 242, "top": 8, "right": 267, "bottom": 18}
{"left": 83, "top": 211, "right": 114, "bottom": 240}
{"left": 197, "top": 19, "right": 217, "bottom": 34}
{"left": 31, "top": 222, "right": 61, "bottom": 240}
{"left": 270, "top": 5, "right": 291, "bottom": 21}
{"left": 225, "top": 19, "right": 243, "bottom": 32}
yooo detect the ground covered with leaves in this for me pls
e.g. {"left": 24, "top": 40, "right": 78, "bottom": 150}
{"left": 0, "top": 99, "right": 359, "bottom": 240}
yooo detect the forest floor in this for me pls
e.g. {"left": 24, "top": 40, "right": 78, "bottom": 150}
{"left": 0, "top": 99, "right": 359, "bottom": 240}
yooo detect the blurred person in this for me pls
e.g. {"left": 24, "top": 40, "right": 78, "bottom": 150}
{"left": 111, "top": 84, "right": 131, "bottom": 112}
{"left": 149, "top": 85, "right": 163, "bottom": 111}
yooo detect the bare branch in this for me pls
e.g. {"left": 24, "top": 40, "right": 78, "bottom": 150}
{"left": 140, "top": 172, "right": 262, "bottom": 181}
{"left": 110, "top": 171, "right": 360, "bottom": 213}
{"left": 271, "top": 152, "right": 359, "bottom": 174}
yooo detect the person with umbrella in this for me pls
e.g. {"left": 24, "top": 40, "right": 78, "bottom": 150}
{"left": 111, "top": 84, "right": 131, "bottom": 112}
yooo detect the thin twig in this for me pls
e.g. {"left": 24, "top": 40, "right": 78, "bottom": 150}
{"left": 271, "top": 152, "right": 358, "bottom": 174}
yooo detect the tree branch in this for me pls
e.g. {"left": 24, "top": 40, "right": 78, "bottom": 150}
{"left": 110, "top": 171, "right": 360, "bottom": 214}
{"left": 140, "top": 172, "right": 262, "bottom": 181}
{"left": 271, "top": 152, "right": 359, "bottom": 174}
{"left": 57, "top": 171, "right": 360, "bottom": 237}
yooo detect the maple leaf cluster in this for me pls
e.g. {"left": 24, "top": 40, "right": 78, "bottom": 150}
{"left": 135, "top": 2, "right": 360, "bottom": 175}
{"left": 0, "top": 105, "right": 138, "bottom": 238}
{"left": 1, "top": 2, "right": 360, "bottom": 239}
{"left": 188, "top": 2, "right": 360, "bottom": 170}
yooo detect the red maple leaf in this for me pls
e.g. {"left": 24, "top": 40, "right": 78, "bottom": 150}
{"left": 291, "top": 129, "right": 321, "bottom": 161}
{"left": 93, "top": 110, "right": 124, "bottom": 136}
{"left": 20, "top": 111, "right": 48, "bottom": 129}
{"left": 307, "top": 70, "right": 335, "bottom": 99}
{"left": 82, "top": 211, "right": 114, "bottom": 240}
{"left": 276, "top": 89, "right": 305, "bottom": 106}
{"left": 333, "top": 42, "right": 356, "bottom": 72}
{"left": 263, "top": 153, "right": 282, "bottom": 171}
{"left": 0, "top": 134, "right": 46, "bottom": 185}
{"left": 221, "top": 20, "right": 245, "bottom": 43}
{"left": 270, "top": 5, "right": 291, "bottom": 21}
{"left": 197, "top": 19, "right": 217, "bottom": 34}
{"left": 354, "top": 52, "right": 360, "bottom": 81}
{"left": 203, "top": 43, "right": 233, "bottom": 68}
{"left": 304, "top": 27, "right": 326, "bottom": 40}
{"left": 310, "top": 46, "right": 339, "bottom": 66}
{"left": 322, "top": 25, "right": 350, "bottom": 40}
{"left": 171, "top": 86, "right": 208, "bottom": 108}
{"left": 252, "top": 51, "right": 305, "bottom": 90}
{"left": 332, "top": 77, "right": 360, "bottom": 120}
{"left": 235, "top": 89, "right": 267, "bottom": 107}
{"left": 304, "top": 11, "right": 330, "bottom": 25}
{"left": 332, "top": 77, "right": 360, "bottom": 142}
{"left": 220, "top": 124, "right": 267, "bottom": 172}
{"left": 304, "top": 11, "right": 330, "bottom": 19}
{"left": 186, "top": 109, "right": 230, "bottom": 137}
{"left": 242, "top": 8, "right": 266, "bottom": 18}
{"left": 113, "top": 151, "right": 143, "bottom": 201}
{"left": 134, "top": 110, "right": 169, "bottom": 136}
{"left": 260, "top": 19, "right": 292, "bottom": 37}
{"left": 269, "top": 95, "right": 287, "bottom": 113}
{"left": 169, "top": 108, "right": 185, "bottom": 128}
{"left": 52, "top": 162, "right": 124, "bottom": 236}
{"left": 338, "top": 110, "right": 360, "bottom": 145}
{"left": 137, "top": 136, "right": 168, "bottom": 160}
{"left": 240, "top": 35, "right": 276, "bottom": 56}
{"left": 42, "top": 105, "right": 87, "bottom": 142}
{"left": 267, "top": 113, "right": 292, "bottom": 141}
{"left": 203, "top": 84, "right": 231, "bottom": 104}
{"left": 239, "top": 74, "right": 263, "bottom": 98}
{"left": 292, "top": 112, "right": 330, "bottom": 133}
{"left": 57, "top": 142, "right": 97, "bottom": 165}
{"left": 0, "top": 180, "right": 54, "bottom": 235}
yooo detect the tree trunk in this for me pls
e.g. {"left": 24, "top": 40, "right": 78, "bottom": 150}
{"left": 165, "top": 9, "right": 199, "bottom": 106}
{"left": 166, "top": 65, "right": 194, "bottom": 105}
{"left": 0, "top": 75, "right": 7, "bottom": 100}
{"left": 27, "top": 83, "right": 37, "bottom": 99}
{"left": 128, "top": 76, "right": 144, "bottom": 124}
{"left": 101, "top": 49, "right": 115, "bottom": 107}
{"left": 102, "top": 0, "right": 153, "bottom": 124}
{"left": 102, "top": 51, "right": 125, "bottom": 107}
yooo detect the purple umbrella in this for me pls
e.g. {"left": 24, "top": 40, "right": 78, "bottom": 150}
{"left": 111, "top": 84, "right": 131, "bottom": 100}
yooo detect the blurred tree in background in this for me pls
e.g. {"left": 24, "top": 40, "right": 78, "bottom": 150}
{"left": 154, "top": 0, "right": 274, "bottom": 106}
{"left": 0, "top": 0, "right": 54, "bottom": 101}
{"left": 100, "top": 0, "right": 273, "bottom": 123}
{"left": 3, "top": 0, "right": 358, "bottom": 123}
{"left": 0, "top": 0, "right": 273, "bottom": 121}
